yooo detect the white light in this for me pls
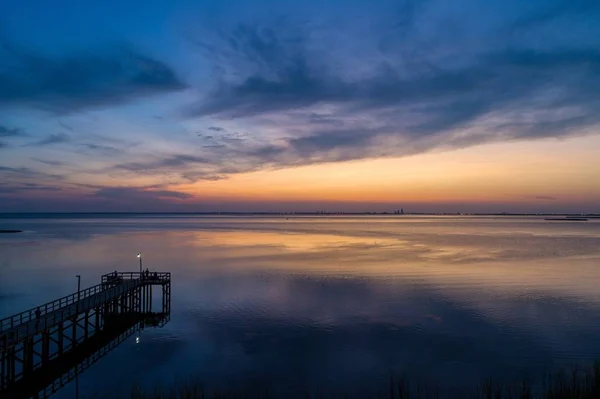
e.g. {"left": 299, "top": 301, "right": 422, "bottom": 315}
{"left": 137, "top": 253, "right": 141, "bottom": 258}
{"left": 136, "top": 337, "right": 140, "bottom": 344}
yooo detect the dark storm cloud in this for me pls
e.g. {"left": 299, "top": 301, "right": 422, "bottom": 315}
{"left": 0, "top": 42, "right": 187, "bottom": 112}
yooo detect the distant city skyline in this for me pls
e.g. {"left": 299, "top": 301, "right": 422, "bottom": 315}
{"left": 1, "top": 0, "right": 599, "bottom": 213}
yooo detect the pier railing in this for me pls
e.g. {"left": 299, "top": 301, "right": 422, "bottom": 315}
{"left": 0, "top": 282, "right": 107, "bottom": 333}
{"left": 1, "top": 272, "right": 170, "bottom": 334}
{"left": 0, "top": 281, "right": 144, "bottom": 348}
{"left": 101, "top": 271, "right": 170, "bottom": 285}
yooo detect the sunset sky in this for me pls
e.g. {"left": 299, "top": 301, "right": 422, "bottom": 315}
{"left": 1, "top": 0, "right": 599, "bottom": 213}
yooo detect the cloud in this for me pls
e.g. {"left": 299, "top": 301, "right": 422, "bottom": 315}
{"left": 177, "top": 14, "right": 600, "bottom": 178}
{"left": 58, "top": 122, "right": 75, "bottom": 132}
{"left": 0, "top": 141, "right": 6, "bottom": 148}
{"left": 115, "top": 154, "right": 210, "bottom": 172}
{"left": 308, "top": 113, "right": 344, "bottom": 126}
{"left": 32, "top": 158, "right": 67, "bottom": 166}
{"left": 78, "top": 143, "right": 123, "bottom": 156}
{"left": 0, "top": 125, "right": 24, "bottom": 137}
{"left": 0, "top": 182, "right": 65, "bottom": 195}
{"left": 93, "top": 186, "right": 194, "bottom": 201}
{"left": 0, "top": 165, "right": 49, "bottom": 176}
{"left": 25, "top": 133, "right": 71, "bottom": 146}
{"left": 0, "top": 183, "right": 197, "bottom": 212}
{"left": 0, "top": 42, "right": 187, "bottom": 112}
{"left": 511, "top": 0, "right": 600, "bottom": 29}
{"left": 208, "top": 126, "right": 226, "bottom": 132}
{"left": 0, "top": 166, "right": 65, "bottom": 191}
{"left": 112, "top": 153, "right": 233, "bottom": 183}
{"left": 193, "top": 42, "right": 600, "bottom": 136}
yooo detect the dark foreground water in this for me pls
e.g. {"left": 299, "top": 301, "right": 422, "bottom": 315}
{"left": 1, "top": 215, "right": 600, "bottom": 397}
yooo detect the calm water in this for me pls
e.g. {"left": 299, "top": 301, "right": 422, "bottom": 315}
{"left": 1, "top": 215, "right": 600, "bottom": 397}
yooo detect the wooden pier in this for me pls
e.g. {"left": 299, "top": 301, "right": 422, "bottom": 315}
{"left": 0, "top": 271, "right": 171, "bottom": 398}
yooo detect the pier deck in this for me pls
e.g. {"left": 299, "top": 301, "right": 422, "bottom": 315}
{"left": 0, "top": 271, "right": 171, "bottom": 398}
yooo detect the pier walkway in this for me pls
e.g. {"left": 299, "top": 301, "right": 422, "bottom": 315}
{"left": 0, "top": 271, "right": 171, "bottom": 398}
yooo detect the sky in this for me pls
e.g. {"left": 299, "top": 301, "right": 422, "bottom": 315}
{"left": 1, "top": 0, "right": 599, "bottom": 213}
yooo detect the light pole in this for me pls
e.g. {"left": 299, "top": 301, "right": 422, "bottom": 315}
{"left": 137, "top": 253, "right": 143, "bottom": 275}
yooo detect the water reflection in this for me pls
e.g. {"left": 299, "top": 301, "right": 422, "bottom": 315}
{"left": 0, "top": 216, "right": 600, "bottom": 397}
{"left": 1, "top": 313, "right": 170, "bottom": 399}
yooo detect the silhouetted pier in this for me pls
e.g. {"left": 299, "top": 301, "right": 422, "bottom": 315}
{"left": 0, "top": 271, "right": 171, "bottom": 398}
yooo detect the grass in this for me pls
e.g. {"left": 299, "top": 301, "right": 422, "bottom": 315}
{"left": 128, "top": 363, "right": 600, "bottom": 399}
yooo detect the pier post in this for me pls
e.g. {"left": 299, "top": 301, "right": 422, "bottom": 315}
{"left": 84, "top": 311, "right": 90, "bottom": 340}
{"left": 58, "top": 323, "right": 64, "bottom": 355}
{"left": 95, "top": 307, "right": 101, "bottom": 332}
{"left": 1, "top": 347, "right": 5, "bottom": 389}
{"left": 42, "top": 332, "right": 50, "bottom": 365}
{"left": 72, "top": 317, "right": 77, "bottom": 347}
{"left": 24, "top": 338, "right": 34, "bottom": 376}
{"left": 7, "top": 346, "right": 15, "bottom": 386}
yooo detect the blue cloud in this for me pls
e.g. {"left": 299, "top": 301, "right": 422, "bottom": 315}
{"left": 178, "top": 14, "right": 600, "bottom": 172}
{"left": 208, "top": 126, "right": 226, "bottom": 132}
{"left": 24, "top": 133, "right": 71, "bottom": 146}
{"left": 32, "top": 158, "right": 67, "bottom": 167}
{"left": 0, "top": 43, "right": 186, "bottom": 112}
{"left": 0, "top": 125, "right": 25, "bottom": 137}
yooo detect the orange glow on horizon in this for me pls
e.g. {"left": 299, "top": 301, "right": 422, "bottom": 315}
{"left": 169, "top": 135, "right": 600, "bottom": 205}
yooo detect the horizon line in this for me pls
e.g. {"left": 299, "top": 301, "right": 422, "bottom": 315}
{"left": 0, "top": 212, "right": 598, "bottom": 216}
